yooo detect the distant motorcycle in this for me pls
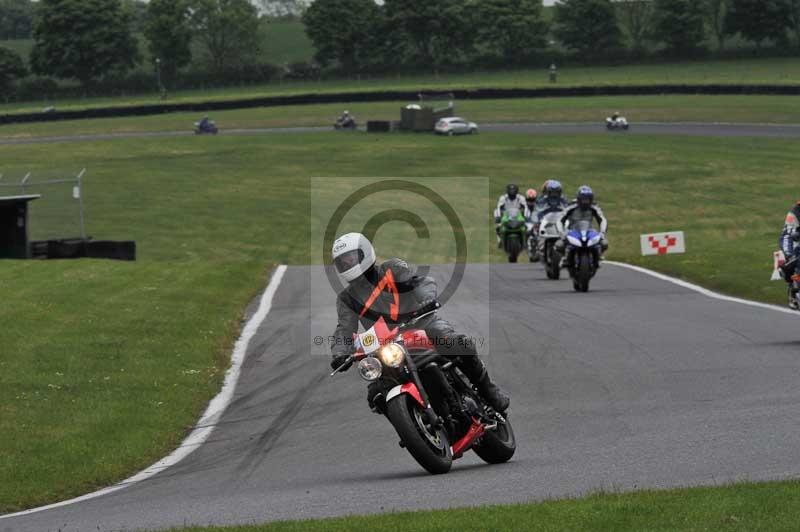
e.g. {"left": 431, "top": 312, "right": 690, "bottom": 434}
{"left": 194, "top": 120, "right": 218, "bottom": 135}
{"left": 605, "top": 116, "right": 629, "bottom": 131}
{"left": 334, "top": 117, "right": 357, "bottom": 130}
{"left": 331, "top": 303, "right": 516, "bottom": 475}
{"left": 538, "top": 212, "right": 565, "bottom": 280}
{"left": 565, "top": 220, "right": 602, "bottom": 292}
{"left": 526, "top": 224, "right": 540, "bottom": 263}
{"left": 500, "top": 207, "right": 526, "bottom": 263}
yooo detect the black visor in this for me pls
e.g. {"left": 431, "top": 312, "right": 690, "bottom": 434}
{"left": 334, "top": 249, "right": 363, "bottom": 273}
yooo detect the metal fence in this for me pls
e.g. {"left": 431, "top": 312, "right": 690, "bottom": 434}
{"left": 0, "top": 169, "right": 86, "bottom": 241}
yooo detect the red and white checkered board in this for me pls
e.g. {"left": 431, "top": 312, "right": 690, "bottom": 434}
{"left": 640, "top": 231, "right": 686, "bottom": 256}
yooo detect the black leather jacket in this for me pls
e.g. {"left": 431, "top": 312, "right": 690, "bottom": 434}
{"left": 331, "top": 261, "right": 438, "bottom": 357}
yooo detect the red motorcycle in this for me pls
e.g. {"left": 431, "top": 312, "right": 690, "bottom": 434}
{"left": 332, "top": 304, "right": 515, "bottom": 474}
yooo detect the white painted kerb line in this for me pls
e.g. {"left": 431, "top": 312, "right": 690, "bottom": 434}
{"left": 1, "top": 264, "right": 288, "bottom": 519}
{"left": 607, "top": 261, "right": 797, "bottom": 316}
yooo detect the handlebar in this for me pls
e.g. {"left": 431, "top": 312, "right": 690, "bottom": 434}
{"left": 397, "top": 304, "right": 439, "bottom": 331}
{"left": 330, "top": 302, "right": 440, "bottom": 377}
{"left": 330, "top": 355, "right": 355, "bottom": 376}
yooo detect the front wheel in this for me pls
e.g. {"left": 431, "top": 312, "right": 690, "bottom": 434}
{"left": 386, "top": 395, "right": 452, "bottom": 474}
{"left": 574, "top": 251, "right": 591, "bottom": 292}
{"left": 472, "top": 417, "right": 516, "bottom": 464}
{"left": 506, "top": 235, "right": 522, "bottom": 263}
{"left": 545, "top": 241, "right": 561, "bottom": 280}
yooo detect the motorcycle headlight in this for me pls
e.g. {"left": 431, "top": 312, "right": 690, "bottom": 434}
{"left": 378, "top": 343, "right": 406, "bottom": 368}
{"left": 358, "top": 357, "right": 382, "bottom": 381}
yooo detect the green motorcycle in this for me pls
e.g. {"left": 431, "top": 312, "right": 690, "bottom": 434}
{"left": 500, "top": 207, "right": 526, "bottom": 263}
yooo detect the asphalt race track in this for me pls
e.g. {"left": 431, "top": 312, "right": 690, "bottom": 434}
{"left": 2, "top": 121, "right": 800, "bottom": 145}
{"left": 4, "top": 263, "right": 800, "bottom": 532}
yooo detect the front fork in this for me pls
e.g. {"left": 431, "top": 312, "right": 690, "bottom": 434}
{"left": 394, "top": 356, "right": 441, "bottom": 428}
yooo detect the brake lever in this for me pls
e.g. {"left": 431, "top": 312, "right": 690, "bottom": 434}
{"left": 329, "top": 355, "right": 355, "bottom": 377}
{"left": 399, "top": 308, "right": 438, "bottom": 331}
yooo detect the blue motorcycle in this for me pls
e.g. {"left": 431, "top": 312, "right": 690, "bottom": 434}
{"left": 565, "top": 221, "right": 602, "bottom": 292}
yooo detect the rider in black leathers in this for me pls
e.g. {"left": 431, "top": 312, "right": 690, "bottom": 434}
{"left": 330, "top": 238, "right": 509, "bottom": 413}
{"left": 779, "top": 200, "right": 800, "bottom": 309}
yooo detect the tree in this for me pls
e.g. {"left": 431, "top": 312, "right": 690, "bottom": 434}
{"left": 302, "top": 0, "right": 381, "bottom": 72}
{"left": 652, "top": 0, "right": 705, "bottom": 56}
{"left": 190, "top": 0, "right": 261, "bottom": 74}
{"left": 0, "top": 45, "right": 25, "bottom": 98}
{"left": 476, "top": 0, "right": 548, "bottom": 64}
{"left": 30, "top": 0, "right": 139, "bottom": 87}
{"left": 554, "top": 0, "right": 622, "bottom": 58}
{"left": 145, "top": 0, "right": 193, "bottom": 84}
{"left": 787, "top": 0, "right": 800, "bottom": 49}
{"left": 702, "top": 0, "right": 730, "bottom": 51}
{"left": 0, "top": 0, "right": 33, "bottom": 40}
{"left": 614, "top": 0, "right": 654, "bottom": 53}
{"left": 726, "top": 0, "right": 789, "bottom": 49}
{"left": 122, "top": 0, "right": 148, "bottom": 33}
{"left": 384, "top": 0, "right": 477, "bottom": 70}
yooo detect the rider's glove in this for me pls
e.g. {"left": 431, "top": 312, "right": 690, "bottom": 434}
{"left": 494, "top": 216, "right": 501, "bottom": 224}
{"left": 330, "top": 353, "right": 353, "bottom": 372}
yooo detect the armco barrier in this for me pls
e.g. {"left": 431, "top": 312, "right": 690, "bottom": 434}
{"left": 2, "top": 84, "right": 800, "bottom": 126}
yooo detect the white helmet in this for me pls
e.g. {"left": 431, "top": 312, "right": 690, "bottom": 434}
{"left": 332, "top": 232, "right": 375, "bottom": 283}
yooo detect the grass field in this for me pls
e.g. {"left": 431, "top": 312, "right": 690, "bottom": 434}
{"left": 1, "top": 131, "right": 797, "bottom": 513}
{"left": 258, "top": 20, "right": 314, "bottom": 64}
{"left": 166, "top": 480, "right": 800, "bottom": 531}
{"left": 2, "top": 94, "right": 800, "bottom": 140}
{"left": 0, "top": 38, "right": 32, "bottom": 58}
{"left": 2, "top": 57, "right": 800, "bottom": 114}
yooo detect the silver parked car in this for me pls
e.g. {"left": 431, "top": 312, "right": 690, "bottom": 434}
{"left": 435, "top": 116, "right": 478, "bottom": 136}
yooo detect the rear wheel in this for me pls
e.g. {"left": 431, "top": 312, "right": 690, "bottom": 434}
{"left": 447, "top": 130, "right": 455, "bottom": 137}
{"left": 386, "top": 395, "right": 452, "bottom": 474}
{"left": 472, "top": 417, "right": 516, "bottom": 464}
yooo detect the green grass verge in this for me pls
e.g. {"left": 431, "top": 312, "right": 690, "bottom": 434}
{"left": 258, "top": 20, "right": 314, "bottom": 65}
{"left": 165, "top": 480, "right": 800, "bottom": 531}
{"left": 3, "top": 57, "right": 800, "bottom": 114}
{"left": 1, "top": 131, "right": 795, "bottom": 512}
{"left": 0, "top": 38, "right": 33, "bottom": 58}
{"left": 2, "top": 95, "right": 800, "bottom": 140}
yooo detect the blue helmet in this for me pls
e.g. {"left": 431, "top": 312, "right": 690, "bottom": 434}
{"left": 577, "top": 185, "right": 594, "bottom": 208}
{"left": 545, "top": 180, "right": 563, "bottom": 206}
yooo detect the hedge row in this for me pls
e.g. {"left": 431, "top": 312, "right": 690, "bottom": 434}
{"left": 2, "top": 84, "right": 800, "bottom": 125}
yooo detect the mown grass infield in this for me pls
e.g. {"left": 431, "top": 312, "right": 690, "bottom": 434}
{"left": 2, "top": 57, "right": 800, "bottom": 114}
{"left": 1, "top": 129, "right": 798, "bottom": 514}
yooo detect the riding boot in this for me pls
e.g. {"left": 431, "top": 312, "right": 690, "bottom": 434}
{"left": 476, "top": 369, "right": 510, "bottom": 412}
{"left": 790, "top": 276, "right": 800, "bottom": 310}
{"left": 458, "top": 356, "right": 510, "bottom": 412}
